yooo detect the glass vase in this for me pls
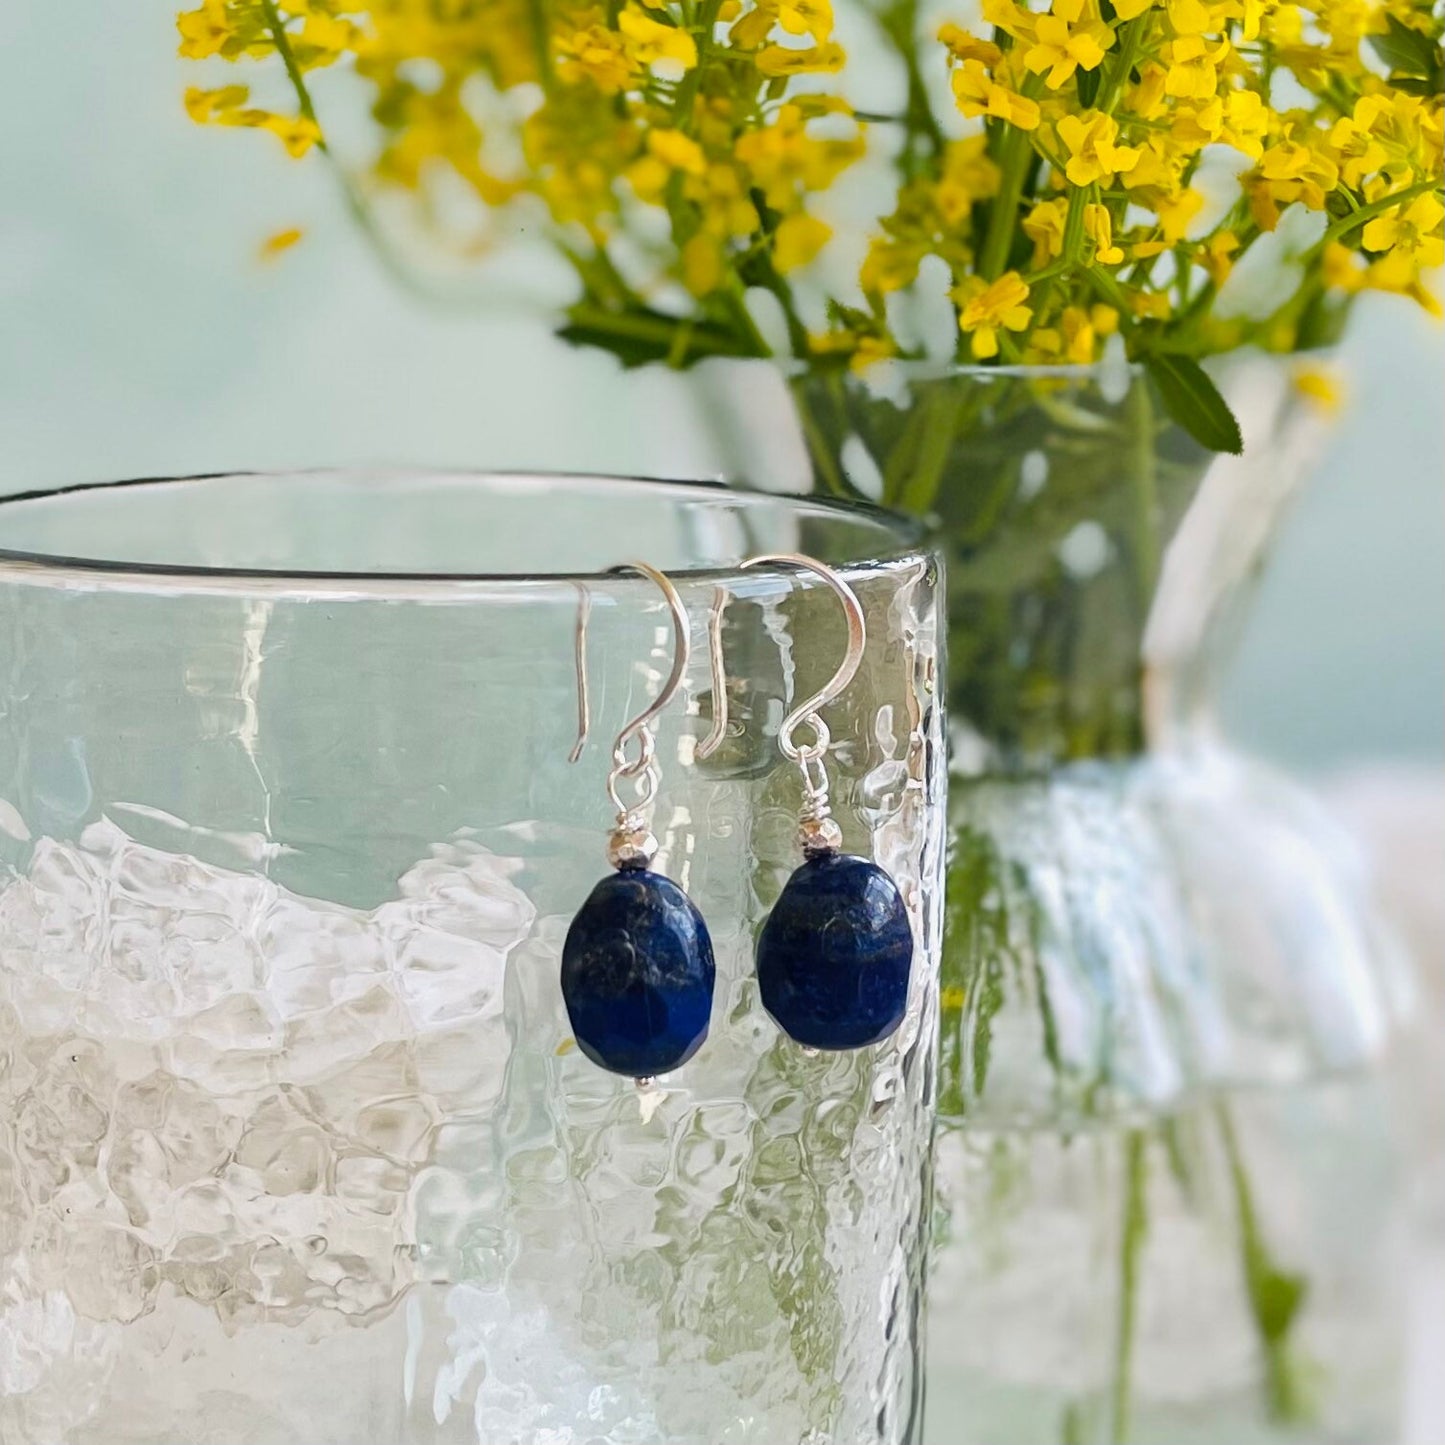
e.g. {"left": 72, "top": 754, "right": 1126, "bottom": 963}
{"left": 0, "top": 473, "right": 946, "bottom": 1445}
{"left": 770, "top": 357, "right": 1416, "bottom": 1444}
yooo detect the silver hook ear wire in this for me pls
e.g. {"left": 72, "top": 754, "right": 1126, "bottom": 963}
{"left": 569, "top": 582, "right": 592, "bottom": 765}
{"left": 698, "top": 553, "right": 866, "bottom": 853}
{"left": 571, "top": 562, "right": 691, "bottom": 865}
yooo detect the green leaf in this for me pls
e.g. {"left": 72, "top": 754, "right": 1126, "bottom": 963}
{"left": 1369, "top": 14, "right": 1442, "bottom": 82}
{"left": 1076, "top": 63, "right": 1101, "bottom": 107}
{"left": 1144, "top": 353, "right": 1244, "bottom": 455}
{"left": 1391, "top": 74, "right": 1444, "bottom": 96}
{"left": 557, "top": 305, "right": 758, "bottom": 370}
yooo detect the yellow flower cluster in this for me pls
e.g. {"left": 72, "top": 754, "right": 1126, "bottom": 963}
{"left": 890, "top": 0, "right": 1445, "bottom": 363}
{"left": 177, "top": 0, "right": 1443, "bottom": 373}
{"left": 178, "top": 0, "right": 863, "bottom": 357}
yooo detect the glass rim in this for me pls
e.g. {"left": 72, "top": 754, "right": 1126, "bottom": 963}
{"left": 0, "top": 469, "right": 932, "bottom": 597}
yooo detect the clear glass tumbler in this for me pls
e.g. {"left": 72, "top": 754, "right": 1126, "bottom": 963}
{"left": 0, "top": 472, "right": 945, "bottom": 1445}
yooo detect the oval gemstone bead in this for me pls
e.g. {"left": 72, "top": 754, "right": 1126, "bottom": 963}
{"left": 562, "top": 868, "right": 716, "bottom": 1077}
{"left": 756, "top": 852, "right": 913, "bottom": 1051}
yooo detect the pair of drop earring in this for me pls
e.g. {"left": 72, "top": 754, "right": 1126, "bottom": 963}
{"left": 560, "top": 554, "right": 914, "bottom": 1087}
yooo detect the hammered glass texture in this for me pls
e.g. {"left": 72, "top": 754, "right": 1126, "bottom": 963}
{"left": 0, "top": 473, "right": 946, "bottom": 1445}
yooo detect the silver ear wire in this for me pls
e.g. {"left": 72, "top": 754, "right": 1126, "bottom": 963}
{"left": 698, "top": 553, "right": 866, "bottom": 850}
{"left": 569, "top": 582, "right": 592, "bottom": 766}
{"left": 697, "top": 583, "right": 733, "bottom": 762}
{"left": 570, "top": 562, "right": 690, "bottom": 823}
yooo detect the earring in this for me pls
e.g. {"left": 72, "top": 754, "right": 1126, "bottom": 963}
{"left": 700, "top": 554, "right": 913, "bottom": 1052}
{"left": 561, "top": 563, "right": 716, "bottom": 1086}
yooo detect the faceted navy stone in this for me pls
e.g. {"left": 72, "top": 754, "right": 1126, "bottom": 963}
{"left": 562, "top": 867, "right": 716, "bottom": 1077}
{"left": 757, "top": 851, "right": 913, "bottom": 1051}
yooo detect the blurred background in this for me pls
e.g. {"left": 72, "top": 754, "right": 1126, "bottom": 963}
{"left": 1, "top": 2, "right": 1441, "bottom": 1437}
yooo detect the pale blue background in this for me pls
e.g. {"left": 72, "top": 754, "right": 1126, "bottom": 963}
{"left": 1, "top": 2, "right": 1440, "bottom": 774}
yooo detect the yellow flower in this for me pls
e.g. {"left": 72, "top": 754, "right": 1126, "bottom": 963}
{"left": 1201, "top": 229, "right": 1240, "bottom": 283}
{"left": 982, "top": 0, "right": 1039, "bottom": 43}
{"left": 260, "top": 112, "right": 323, "bottom": 158}
{"left": 1164, "top": 34, "right": 1231, "bottom": 100}
{"left": 954, "top": 272, "right": 1033, "bottom": 358}
{"left": 1131, "top": 291, "right": 1172, "bottom": 318}
{"left": 734, "top": 103, "right": 864, "bottom": 211}
{"left": 756, "top": 41, "right": 846, "bottom": 74}
{"left": 1024, "top": 198, "right": 1068, "bottom": 264}
{"left": 1056, "top": 111, "right": 1142, "bottom": 185}
{"left": 951, "top": 61, "right": 1042, "bottom": 131}
{"left": 1123, "top": 135, "right": 1186, "bottom": 192}
{"left": 177, "top": 0, "right": 238, "bottom": 60}
{"left": 1156, "top": 186, "right": 1204, "bottom": 241}
{"left": 686, "top": 163, "right": 759, "bottom": 238}
{"left": 1058, "top": 304, "right": 1101, "bottom": 362}
{"left": 1255, "top": 135, "right": 1340, "bottom": 217}
{"left": 1165, "top": 0, "right": 1217, "bottom": 35}
{"left": 292, "top": 12, "right": 357, "bottom": 68}
{"left": 848, "top": 333, "right": 898, "bottom": 372}
{"left": 1024, "top": 0, "right": 1116, "bottom": 90}
{"left": 648, "top": 128, "right": 707, "bottom": 176}
{"left": 618, "top": 6, "right": 698, "bottom": 73}
{"left": 1328, "top": 95, "right": 1411, "bottom": 189}
{"left": 1221, "top": 89, "right": 1269, "bottom": 160}
{"left": 184, "top": 84, "right": 249, "bottom": 124}
{"left": 774, "top": 211, "right": 832, "bottom": 270}
{"left": 810, "top": 325, "right": 896, "bottom": 372}
{"left": 1091, "top": 302, "right": 1120, "bottom": 335}
{"left": 1322, "top": 239, "right": 1366, "bottom": 291}
{"left": 779, "top": 0, "right": 835, "bottom": 40}
{"left": 183, "top": 84, "right": 321, "bottom": 157}
{"left": 1129, "top": 63, "right": 1170, "bottom": 120}
{"left": 1292, "top": 364, "right": 1346, "bottom": 413}
{"left": 629, "top": 127, "right": 708, "bottom": 201}
{"left": 936, "top": 136, "right": 1002, "bottom": 223}
{"left": 258, "top": 226, "right": 304, "bottom": 262}
{"left": 732, "top": 0, "right": 835, "bottom": 46}
{"left": 1361, "top": 191, "right": 1445, "bottom": 269}
{"left": 556, "top": 22, "right": 635, "bottom": 93}
{"left": 938, "top": 23, "right": 1002, "bottom": 67}
{"left": 1112, "top": 0, "right": 1157, "bottom": 18}
{"left": 1084, "top": 202, "right": 1124, "bottom": 263}
{"left": 681, "top": 233, "right": 724, "bottom": 295}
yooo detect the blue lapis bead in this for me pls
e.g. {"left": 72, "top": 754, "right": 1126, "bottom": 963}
{"left": 756, "top": 851, "right": 913, "bottom": 1051}
{"left": 561, "top": 866, "right": 716, "bottom": 1078}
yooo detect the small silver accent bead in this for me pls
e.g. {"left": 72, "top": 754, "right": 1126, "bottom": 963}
{"left": 607, "top": 825, "right": 659, "bottom": 870}
{"left": 634, "top": 1075, "right": 658, "bottom": 1091}
{"left": 799, "top": 1045, "right": 821, "bottom": 1059}
{"left": 797, "top": 815, "right": 843, "bottom": 856}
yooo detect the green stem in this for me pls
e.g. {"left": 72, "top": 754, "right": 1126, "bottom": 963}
{"left": 1216, "top": 1102, "right": 1314, "bottom": 1425}
{"left": 1111, "top": 1130, "right": 1149, "bottom": 1444}
{"left": 792, "top": 382, "right": 852, "bottom": 497}
{"left": 1125, "top": 373, "right": 1159, "bottom": 624}
{"left": 673, "top": 0, "right": 722, "bottom": 132}
{"left": 1097, "top": 16, "right": 1147, "bottom": 116}
{"left": 258, "top": 0, "right": 447, "bottom": 302}
{"left": 978, "top": 69, "right": 1045, "bottom": 283}
{"left": 979, "top": 117, "right": 1037, "bottom": 281}
{"left": 893, "top": 386, "right": 966, "bottom": 513}
{"left": 1086, "top": 264, "right": 1137, "bottom": 339}
{"left": 1312, "top": 177, "right": 1438, "bottom": 252}
{"left": 565, "top": 303, "right": 757, "bottom": 358}
{"left": 258, "top": 0, "right": 317, "bottom": 125}
{"left": 877, "top": 0, "right": 947, "bottom": 180}
{"left": 525, "top": 0, "right": 554, "bottom": 92}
